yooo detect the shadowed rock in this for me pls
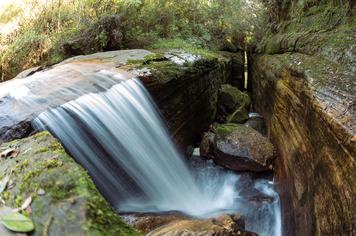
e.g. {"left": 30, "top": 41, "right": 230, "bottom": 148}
{"left": 217, "top": 84, "right": 250, "bottom": 123}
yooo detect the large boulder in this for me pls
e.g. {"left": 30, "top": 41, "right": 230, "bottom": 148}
{"left": 214, "top": 124, "right": 275, "bottom": 172}
{"left": 0, "top": 132, "right": 139, "bottom": 236}
{"left": 0, "top": 49, "right": 240, "bottom": 148}
{"left": 217, "top": 84, "right": 250, "bottom": 123}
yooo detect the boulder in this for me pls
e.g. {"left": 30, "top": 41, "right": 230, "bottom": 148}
{"left": 217, "top": 84, "right": 250, "bottom": 123}
{"left": 0, "top": 132, "right": 139, "bottom": 236}
{"left": 214, "top": 124, "right": 275, "bottom": 172}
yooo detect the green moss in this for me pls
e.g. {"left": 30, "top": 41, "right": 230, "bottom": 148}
{"left": 146, "top": 60, "right": 184, "bottom": 83}
{"left": 34, "top": 147, "right": 49, "bottom": 153}
{"left": 214, "top": 123, "right": 252, "bottom": 137}
{"left": 84, "top": 177, "right": 141, "bottom": 236}
{"left": 265, "top": 35, "right": 282, "bottom": 54}
{"left": 214, "top": 123, "right": 242, "bottom": 137}
{"left": 14, "top": 195, "right": 24, "bottom": 208}
{"left": 217, "top": 84, "right": 250, "bottom": 122}
{"left": 48, "top": 141, "right": 62, "bottom": 151}
{"left": 15, "top": 159, "right": 29, "bottom": 171}
{"left": 126, "top": 59, "right": 144, "bottom": 65}
{"left": 43, "top": 158, "right": 63, "bottom": 168}
{"left": 23, "top": 169, "right": 42, "bottom": 182}
{"left": 0, "top": 131, "right": 141, "bottom": 235}
{"left": 143, "top": 53, "right": 166, "bottom": 62}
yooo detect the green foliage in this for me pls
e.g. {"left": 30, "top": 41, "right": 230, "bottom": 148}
{"left": 0, "top": 0, "right": 264, "bottom": 81}
{"left": 96, "top": 30, "right": 109, "bottom": 48}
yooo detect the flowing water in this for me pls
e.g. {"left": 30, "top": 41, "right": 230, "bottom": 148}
{"left": 24, "top": 71, "right": 281, "bottom": 235}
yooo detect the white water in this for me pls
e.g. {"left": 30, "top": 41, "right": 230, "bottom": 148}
{"left": 33, "top": 78, "right": 236, "bottom": 215}
{"left": 31, "top": 74, "right": 281, "bottom": 235}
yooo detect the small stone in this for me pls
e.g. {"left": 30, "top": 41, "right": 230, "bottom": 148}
{"left": 37, "top": 189, "right": 46, "bottom": 196}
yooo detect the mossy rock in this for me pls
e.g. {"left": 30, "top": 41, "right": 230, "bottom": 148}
{"left": 217, "top": 84, "right": 250, "bottom": 123}
{"left": 213, "top": 124, "right": 275, "bottom": 172}
{"left": 0, "top": 131, "right": 140, "bottom": 236}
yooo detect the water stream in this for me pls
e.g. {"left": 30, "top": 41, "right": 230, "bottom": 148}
{"left": 29, "top": 72, "right": 281, "bottom": 235}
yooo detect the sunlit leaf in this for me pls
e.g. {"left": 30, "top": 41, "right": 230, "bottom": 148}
{"left": 0, "top": 212, "right": 34, "bottom": 233}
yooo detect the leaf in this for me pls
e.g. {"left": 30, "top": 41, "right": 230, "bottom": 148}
{"left": 0, "top": 175, "right": 10, "bottom": 194}
{"left": 0, "top": 207, "right": 25, "bottom": 236}
{"left": 0, "top": 212, "right": 34, "bottom": 233}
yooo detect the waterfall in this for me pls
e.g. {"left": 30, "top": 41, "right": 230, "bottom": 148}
{"left": 32, "top": 75, "right": 236, "bottom": 216}
{"left": 29, "top": 70, "right": 281, "bottom": 235}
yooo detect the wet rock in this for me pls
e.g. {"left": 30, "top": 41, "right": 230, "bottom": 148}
{"left": 199, "top": 132, "right": 216, "bottom": 158}
{"left": 146, "top": 214, "right": 258, "bottom": 236}
{"left": 0, "top": 132, "right": 139, "bottom": 236}
{"left": 0, "top": 121, "right": 34, "bottom": 144}
{"left": 217, "top": 84, "right": 250, "bottom": 123}
{"left": 214, "top": 124, "right": 275, "bottom": 172}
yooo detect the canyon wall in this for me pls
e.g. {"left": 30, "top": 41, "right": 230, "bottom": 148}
{"left": 253, "top": 1, "right": 355, "bottom": 235}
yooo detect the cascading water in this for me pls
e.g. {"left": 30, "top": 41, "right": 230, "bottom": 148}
{"left": 32, "top": 76, "right": 235, "bottom": 215}
{"left": 27, "top": 71, "right": 281, "bottom": 236}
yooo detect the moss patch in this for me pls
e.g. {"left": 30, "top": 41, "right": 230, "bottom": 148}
{"left": 0, "top": 132, "right": 140, "bottom": 236}
{"left": 214, "top": 123, "right": 243, "bottom": 137}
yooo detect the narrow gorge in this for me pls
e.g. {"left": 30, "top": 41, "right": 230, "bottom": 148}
{"left": 0, "top": 1, "right": 354, "bottom": 236}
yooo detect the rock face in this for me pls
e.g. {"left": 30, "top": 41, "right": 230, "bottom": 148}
{"left": 0, "top": 132, "right": 139, "bottom": 236}
{"left": 0, "top": 49, "right": 241, "bottom": 148}
{"left": 253, "top": 1, "right": 355, "bottom": 235}
{"left": 214, "top": 124, "right": 275, "bottom": 172}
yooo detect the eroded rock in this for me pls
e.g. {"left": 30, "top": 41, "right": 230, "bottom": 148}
{"left": 252, "top": 49, "right": 355, "bottom": 235}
